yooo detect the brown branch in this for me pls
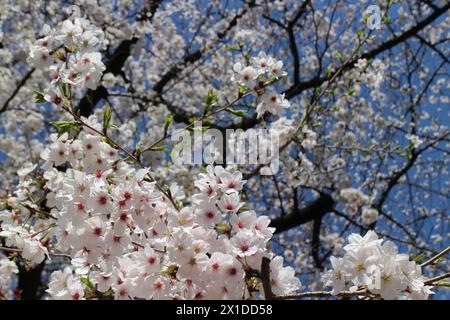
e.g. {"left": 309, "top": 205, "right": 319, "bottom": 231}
{"left": 421, "top": 246, "right": 450, "bottom": 268}
{"left": 424, "top": 272, "right": 450, "bottom": 285}
{"left": 270, "top": 193, "right": 334, "bottom": 234}
{"left": 260, "top": 256, "right": 275, "bottom": 300}
{"left": 284, "top": 2, "right": 450, "bottom": 99}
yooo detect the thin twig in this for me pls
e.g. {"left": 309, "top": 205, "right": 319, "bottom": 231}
{"left": 424, "top": 272, "right": 450, "bottom": 285}
{"left": 421, "top": 246, "right": 450, "bottom": 268}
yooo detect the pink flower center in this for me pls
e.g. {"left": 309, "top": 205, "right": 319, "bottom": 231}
{"left": 154, "top": 281, "right": 163, "bottom": 290}
{"left": 240, "top": 244, "right": 249, "bottom": 252}
{"left": 119, "top": 288, "right": 127, "bottom": 297}
{"left": 212, "top": 262, "right": 220, "bottom": 271}
{"left": 228, "top": 267, "right": 237, "bottom": 275}
{"left": 72, "top": 292, "right": 80, "bottom": 300}
{"left": 98, "top": 196, "right": 107, "bottom": 205}
{"left": 124, "top": 191, "right": 132, "bottom": 200}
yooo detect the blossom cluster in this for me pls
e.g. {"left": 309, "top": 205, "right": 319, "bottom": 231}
{"left": 232, "top": 51, "right": 289, "bottom": 119}
{"left": 354, "top": 58, "right": 386, "bottom": 90}
{"left": 28, "top": 17, "right": 105, "bottom": 101}
{"left": 338, "top": 188, "right": 374, "bottom": 218}
{"left": 0, "top": 116, "right": 301, "bottom": 300}
{"left": 0, "top": 225, "right": 49, "bottom": 265}
{"left": 0, "top": 254, "right": 18, "bottom": 299}
{"left": 321, "top": 231, "right": 433, "bottom": 300}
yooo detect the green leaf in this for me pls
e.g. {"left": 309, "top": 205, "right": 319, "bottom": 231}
{"left": 398, "top": 151, "right": 412, "bottom": 159}
{"left": 238, "top": 84, "right": 247, "bottom": 95}
{"left": 215, "top": 222, "right": 231, "bottom": 234}
{"left": 413, "top": 254, "right": 427, "bottom": 263}
{"left": 226, "top": 44, "right": 239, "bottom": 52}
{"left": 434, "top": 257, "right": 445, "bottom": 264}
{"left": 53, "top": 51, "right": 65, "bottom": 62}
{"left": 50, "top": 120, "right": 80, "bottom": 136}
{"left": 266, "top": 77, "right": 279, "bottom": 85}
{"left": 34, "top": 91, "right": 47, "bottom": 104}
{"left": 227, "top": 109, "right": 248, "bottom": 117}
{"left": 204, "top": 89, "right": 218, "bottom": 114}
{"left": 102, "top": 105, "right": 112, "bottom": 133}
{"left": 336, "top": 52, "right": 343, "bottom": 62}
{"left": 164, "top": 114, "right": 174, "bottom": 136}
{"left": 81, "top": 277, "right": 95, "bottom": 290}
{"left": 102, "top": 289, "right": 114, "bottom": 297}
{"left": 188, "top": 117, "right": 196, "bottom": 124}
{"left": 356, "top": 30, "right": 365, "bottom": 39}
{"left": 152, "top": 145, "right": 167, "bottom": 152}
{"left": 160, "top": 264, "right": 178, "bottom": 277}
{"left": 244, "top": 47, "right": 252, "bottom": 64}
{"left": 58, "top": 82, "right": 68, "bottom": 97}
{"left": 66, "top": 44, "right": 78, "bottom": 53}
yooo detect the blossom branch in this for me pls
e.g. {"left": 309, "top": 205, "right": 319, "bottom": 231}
{"left": 61, "top": 101, "right": 180, "bottom": 210}
{"left": 420, "top": 246, "right": 450, "bottom": 268}
{"left": 0, "top": 246, "right": 70, "bottom": 259}
{"left": 424, "top": 273, "right": 450, "bottom": 286}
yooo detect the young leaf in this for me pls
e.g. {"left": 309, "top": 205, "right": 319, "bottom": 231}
{"left": 164, "top": 114, "right": 174, "bottom": 136}
{"left": 227, "top": 109, "right": 248, "bottom": 117}
{"left": 152, "top": 145, "right": 167, "bottom": 152}
{"left": 226, "top": 44, "right": 239, "bottom": 52}
{"left": 103, "top": 105, "right": 112, "bottom": 134}
{"left": 34, "top": 91, "right": 47, "bottom": 104}
{"left": 50, "top": 120, "right": 80, "bottom": 136}
{"left": 413, "top": 254, "right": 426, "bottom": 263}
{"left": 80, "top": 277, "right": 95, "bottom": 290}
{"left": 203, "top": 89, "right": 218, "bottom": 114}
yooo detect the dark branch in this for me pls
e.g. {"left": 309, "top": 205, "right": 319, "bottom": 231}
{"left": 270, "top": 193, "right": 334, "bottom": 234}
{"left": 284, "top": 2, "right": 450, "bottom": 99}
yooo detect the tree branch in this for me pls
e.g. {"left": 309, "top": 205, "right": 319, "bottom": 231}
{"left": 284, "top": 2, "right": 450, "bottom": 99}
{"left": 270, "top": 193, "right": 334, "bottom": 234}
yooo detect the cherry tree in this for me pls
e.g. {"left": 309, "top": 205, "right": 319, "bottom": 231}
{"left": 0, "top": 0, "right": 448, "bottom": 300}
